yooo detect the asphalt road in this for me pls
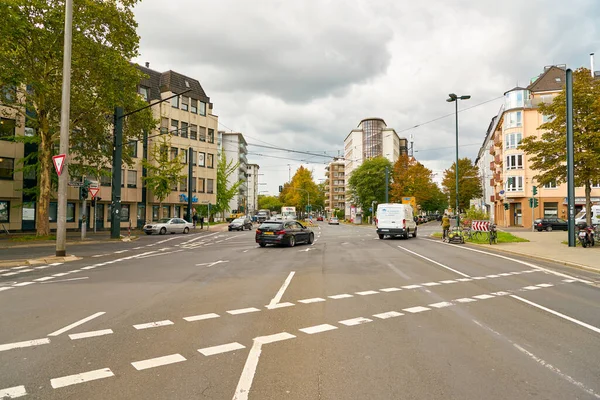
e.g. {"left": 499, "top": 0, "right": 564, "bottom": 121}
{"left": 1, "top": 221, "right": 600, "bottom": 399}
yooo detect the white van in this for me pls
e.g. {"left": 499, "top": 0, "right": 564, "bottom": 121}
{"left": 376, "top": 203, "right": 417, "bottom": 239}
{"left": 575, "top": 205, "right": 600, "bottom": 226}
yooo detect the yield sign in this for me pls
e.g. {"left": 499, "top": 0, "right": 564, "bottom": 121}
{"left": 88, "top": 187, "right": 100, "bottom": 199}
{"left": 52, "top": 154, "right": 66, "bottom": 176}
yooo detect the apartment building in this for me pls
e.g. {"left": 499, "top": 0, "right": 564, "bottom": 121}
{"left": 246, "top": 163, "right": 260, "bottom": 215}
{"left": 219, "top": 131, "right": 248, "bottom": 216}
{"left": 0, "top": 64, "right": 219, "bottom": 231}
{"left": 0, "top": 106, "right": 26, "bottom": 232}
{"left": 324, "top": 159, "right": 345, "bottom": 217}
{"left": 343, "top": 118, "right": 408, "bottom": 217}
{"left": 487, "top": 65, "right": 600, "bottom": 227}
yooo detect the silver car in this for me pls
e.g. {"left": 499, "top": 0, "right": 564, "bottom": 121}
{"left": 143, "top": 218, "right": 193, "bottom": 235}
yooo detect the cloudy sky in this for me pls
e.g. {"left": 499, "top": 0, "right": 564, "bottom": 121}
{"left": 132, "top": 0, "right": 599, "bottom": 195}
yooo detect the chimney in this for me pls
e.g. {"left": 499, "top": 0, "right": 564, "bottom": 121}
{"left": 145, "top": 62, "right": 150, "bottom": 68}
{"left": 591, "top": 53, "right": 595, "bottom": 78}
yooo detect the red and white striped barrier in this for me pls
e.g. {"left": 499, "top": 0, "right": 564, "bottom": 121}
{"left": 471, "top": 220, "right": 491, "bottom": 232}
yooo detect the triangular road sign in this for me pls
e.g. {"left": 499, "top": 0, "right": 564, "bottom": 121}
{"left": 52, "top": 154, "right": 66, "bottom": 176}
{"left": 89, "top": 187, "right": 100, "bottom": 199}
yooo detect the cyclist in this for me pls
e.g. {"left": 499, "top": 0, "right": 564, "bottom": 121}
{"left": 441, "top": 213, "right": 450, "bottom": 240}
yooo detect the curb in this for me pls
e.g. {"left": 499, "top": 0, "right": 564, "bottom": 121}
{"left": 0, "top": 255, "right": 82, "bottom": 268}
{"left": 0, "top": 236, "right": 139, "bottom": 249}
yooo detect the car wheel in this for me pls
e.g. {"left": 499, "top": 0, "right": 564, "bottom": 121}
{"left": 288, "top": 235, "right": 296, "bottom": 247}
{"left": 228, "top": 228, "right": 232, "bottom": 231}
{"left": 183, "top": 227, "right": 189, "bottom": 234}
{"left": 259, "top": 242, "right": 266, "bottom": 247}
{"left": 378, "top": 234, "right": 384, "bottom": 239}
{"left": 159, "top": 227, "right": 166, "bottom": 235}
{"left": 412, "top": 228, "right": 417, "bottom": 238}
{"left": 547, "top": 226, "right": 553, "bottom": 232}
{"left": 308, "top": 233, "right": 314, "bottom": 244}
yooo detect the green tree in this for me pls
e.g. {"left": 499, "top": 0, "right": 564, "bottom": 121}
{"left": 520, "top": 68, "right": 600, "bottom": 226}
{"left": 141, "top": 136, "right": 185, "bottom": 220}
{"left": 442, "top": 157, "right": 482, "bottom": 213}
{"left": 215, "top": 152, "right": 242, "bottom": 218}
{"left": 420, "top": 184, "right": 448, "bottom": 213}
{"left": 257, "top": 195, "right": 282, "bottom": 212}
{"left": 279, "top": 166, "right": 322, "bottom": 212}
{"left": 390, "top": 154, "right": 440, "bottom": 211}
{"left": 0, "top": 0, "right": 154, "bottom": 236}
{"left": 347, "top": 156, "right": 392, "bottom": 216}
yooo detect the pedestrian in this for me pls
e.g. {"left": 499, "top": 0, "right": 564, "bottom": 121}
{"left": 441, "top": 213, "right": 450, "bottom": 240}
{"left": 192, "top": 212, "right": 198, "bottom": 229}
{"left": 199, "top": 215, "right": 204, "bottom": 230}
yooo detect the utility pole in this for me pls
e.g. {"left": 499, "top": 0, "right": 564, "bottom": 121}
{"left": 110, "top": 107, "right": 124, "bottom": 239}
{"left": 566, "top": 69, "right": 575, "bottom": 247}
{"left": 81, "top": 176, "right": 87, "bottom": 240}
{"left": 55, "top": 0, "right": 74, "bottom": 257}
{"left": 187, "top": 147, "right": 193, "bottom": 222}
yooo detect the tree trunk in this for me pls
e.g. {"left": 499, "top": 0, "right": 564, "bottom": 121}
{"left": 585, "top": 181, "right": 592, "bottom": 226}
{"left": 36, "top": 115, "right": 51, "bottom": 236}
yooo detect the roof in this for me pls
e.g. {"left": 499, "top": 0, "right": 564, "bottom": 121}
{"left": 503, "top": 86, "right": 527, "bottom": 95}
{"left": 135, "top": 65, "right": 210, "bottom": 103}
{"left": 527, "top": 65, "right": 566, "bottom": 93}
{"left": 358, "top": 117, "right": 386, "bottom": 127}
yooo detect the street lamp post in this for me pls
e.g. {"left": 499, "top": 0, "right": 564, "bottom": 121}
{"left": 446, "top": 93, "right": 471, "bottom": 227}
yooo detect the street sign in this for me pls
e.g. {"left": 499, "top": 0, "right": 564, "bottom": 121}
{"left": 52, "top": 154, "right": 66, "bottom": 176}
{"left": 499, "top": 190, "right": 505, "bottom": 195}
{"left": 88, "top": 180, "right": 99, "bottom": 188}
{"left": 68, "top": 181, "right": 84, "bottom": 187}
{"left": 89, "top": 187, "right": 100, "bottom": 199}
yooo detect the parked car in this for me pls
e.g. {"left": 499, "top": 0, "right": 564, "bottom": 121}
{"left": 255, "top": 220, "right": 314, "bottom": 247}
{"left": 228, "top": 217, "right": 253, "bottom": 231}
{"left": 329, "top": 217, "right": 340, "bottom": 225}
{"left": 143, "top": 218, "right": 192, "bottom": 235}
{"left": 317, "top": 215, "right": 324, "bottom": 221}
{"left": 534, "top": 218, "right": 568, "bottom": 232}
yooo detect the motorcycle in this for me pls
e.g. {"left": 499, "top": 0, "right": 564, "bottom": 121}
{"left": 578, "top": 225, "right": 595, "bottom": 248}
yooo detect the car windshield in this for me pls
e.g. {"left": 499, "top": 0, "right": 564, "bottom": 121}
{"left": 232, "top": 218, "right": 245, "bottom": 223}
{"left": 259, "top": 222, "right": 283, "bottom": 230}
{"left": 158, "top": 218, "right": 171, "bottom": 223}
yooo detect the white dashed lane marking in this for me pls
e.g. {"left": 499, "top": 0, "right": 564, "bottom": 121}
{"left": 227, "top": 307, "right": 261, "bottom": 315}
{"left": 429, "top": 301, "right": 453, "bottom": 308}
{"left": 0, "top": 385, "right": 27, "bottom": 398}
{"left": 0, "top": 338, "right": 51, "bottom": 352}
{"left": 298, "top": 298, "right": 326, "bottom": 304}
{"left": 183, "top": 313, "right": 220, "bottom": 322}
{"left": 473, "top": 294, "right": 495, "bottom": 300}
{"left": 455, "top": 298, "right": 477, "bottom": 303}
{"left": 131, "top": 354, "right": 186, "bottom": 371}
{"left": 133, "top": 320, "right": 174, "bottom": 330}
{"left": 198, "top": 342, "right": 245, "bottom": 356}
{"left": 373, "top": 311, "right": 403, "bottom": 319}
{"left": 355, "top": 290, "right": 378, "bottom": 296}
{"left": 299, "top": 324, "right": 338, "bottom": 334}
{"left": 328, "top": 294, "right": 353, "bottom": 299}
{"left": 380, "top": 287, "right": 402, "bottom": 292}
{"left": 265, "top": 302, "right": 295, "bottom": 309}
{"left": 50, "top": 368, "right": 114, "bottom": 389}
{"left": 403, "top": 306, "right": 431, "bottom": 313}
{"left": 69, "top": 329, "right": 114, "bottom": 340}
{"left": 339, "top": 317, "right": 372, "bottom": 326}
{"left": 402, "top": 285, "right": 422, "bottom": 289}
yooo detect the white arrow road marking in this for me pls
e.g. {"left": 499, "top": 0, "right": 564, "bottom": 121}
{"left": 268, "top": 271, "right": 295, "bottom": 308}
{"left": 48, "top": 312, "right": 106, "bottom": 337}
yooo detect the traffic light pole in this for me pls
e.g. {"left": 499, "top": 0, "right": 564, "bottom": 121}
{"left": 81, "top": 196, "right": 87, "bottom": 240}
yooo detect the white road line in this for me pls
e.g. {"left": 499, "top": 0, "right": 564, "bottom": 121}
{"left": 227, "top": 307, "right": 261, "bottom": 315}
{"left": 511, "top": 295, "right": 600, "bottom": 335}
{"left": 199, "top": 342, "right": 245, "bottom": 356}
{"left": 403, "top": 306, "right": 431, "bottom": 313}
{"left": 131, "top": 354, "right": 186, "bottom": 371}
{"left": 440, "top": 280, "right": 457, "bottom": 284}
{"left": 0, "top": 338, "right": 50, "bottom": 352}
{"left": 49, "top": 262, "right": 63, "bottom": 266}
{"left": 380, "top": 287, "right": 402, "bottom": 292}
{"left": 0, "top": 287, "right": 15, "bottom": 292}
{"left": 268, "top": 271, "right": 295, "bottom": 308}
{"left": 16, "top": 269, "right": 34, "bottom": 273}
{"left": 355, "top": 290, "right": 379, "bottom": 296}
{"left": 34, "top": 276, "right": 55, "bottom": 282}
{"left": 298, "top": 298, "right": 326, "bottom": 304}
{"left": 492, "top": 291, "right": 511, "bottom": 296}
{"left": 429, "top": 301, "right": 453, "bottom": 308}
{"left": 133, "top": 320, "right": 174, "bottom": 330}
{"left": 48, "top": 312, "right": 106, "bottom": 336}
{"left": 132, "top": 246, "right": 144, "bottom": 250}
{"left": 455, "top": 298, "right": 477, "bottom": 303}
{"left": 523, "top": 286, "right": 541, "bottom": 291}
{"left": 42, "top": 277, "right": 88, "bottom": 284}
{"left": 91, "top": 254, "right": 105, "bottom": 257}
{"left": 537, "top": 283, "right": 554, "bottom": 288}
{"left": 69, "top": 329, "right": 114, "bottom": 340}
{"left": 80, "top": 266, "right": 96, "bottom": 270}
{"left": 12, "top": 282, "right": 34, "bottom": 287}
{"left": 265, "top": 302, "right": 295, "bottom": 310}
{"left": 2, "top": 272, "right": 20, "bottom": 277}
{"left": 563, "top": 279, "right": 577, "bottom": 283}
{"left": 499, "top": 272, "right": 512, "bottom": 276}
{"left": 473, "top": 294, "right": 495, "bottom": 300}
{"left": 373, "top": 311, "right": 404, "bottom": 319}
{"left": 422, "top": 282, "right": 442, "bottom": 287}
{"left": 0, "top": 385, "right": 27, "bottom": 398}
{"left": 472, "top": 276, "right": 487, "bottom": 280}
{"left": 456, "top": 278, "right": 472, "bottom": 282}
{"left": 402, "top": 285, "right": 422, "bottom": 289}
{"left": 52, "top": 272, "right": 69, "bottom": 277}
{"left": 114, "top": 250, "right": 128, "bottom": 254}
{"left": 328, "top": 294, "right": 353, "bottom": 299}
{"left": 486, "top": 274, "right": 500, "bottom": 278}
{"left": 339, "top": 317, "right": 372, "bottom": 326}
{"left": 11, "top": 266, "right": 29, "bottom": 270}
{"left": 255, "top": 332, "right": 296, "bottom": 345}
{"left": 183, "top": 313, "right": 220, "bottom": 322}
{"left": 299, "top": 324, "right": 338, "bottom": 334}
{"left": 397, "top": 245, "right": 471, "bottom": 277}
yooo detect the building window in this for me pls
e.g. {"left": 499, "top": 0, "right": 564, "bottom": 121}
{"left": 160, "top": 117, "right": 169, "bottom": 134}
{"left": 199, "top": 101, "right": 206, "bottom": 116}
{"left": 0, "top": 200, "right": 9, "bottom": 222}
{"left": 208, "top": 128, "right": 214, "bottom": 143}
{"left": 171, "top": 95, "right": 179, "bottom": 108}
{"left": 49, "top": 202, "right": 59, "bottom": 222}
{"left": 66, "top": 202, "right": 75, "bottom": 222}
{"left": 544, "top": 181, "right": 557, "bottom": 189}
{"left": 198, "top": 178, "right": 205, "bottom": 193}
{"left": 152, "top": 205, "right": 159, "bottom": 221}
{"left": 207, "top": 178, "right": 214, "bottom": 194}
{"left": 504, "top": 111, "right": 522, "bottom": 129}
{"left": 191, "top": 150, "right": 197, "bottom": 166}
{"left": 505, "top": 133, "right": 522, "bottom": 149}
{"left": 171, "top": 177, "right": 178, "bottom": 191}
{"left": 181, "top": 96, "right": 189, "bottom": 111}
{"left": 199, "top": 126, "right": 206, "bottom": 142}
{"left": 171, "top": 119, "right": 179, "bottom": 136}
{"left": 191, "top": 176, "right": 197, "bottom": 192}
{"left": 190, "top": 124, "right": 197, "bottom": 140}
{"left": 162, "top": 205, "right": 170, "bottom": 218}
{"left": 127, "top": 170, "right": 137, "bottom": 188}
{"left": 174, "top": 205, "right": 181, "bottom": 218}
{"left": 207, "top": 153, "right": 214, "bottom": 168}
{"left": 181, "top": 149, "right": 188, "bottom": 164}
{"left": 120, "top": 169, "right": 125, "bottom": 187}
{"left": 505, "top": 176, "right": 523, "bottom": 192}
{"left": 118, "top": 204, "right": 129, "bottom": 222}
{"left": 0, "top": 118, "right": 16, "bottom": 140}
{"left": 505, "top": 154, "right": 523, "bottom": 170}
{"left": 100, "top": 168, "right": 111, "bottom": 186}
{"left": 191, "top": 99, "right": 198, "bottom": 114}
{"left": 138, "top": 86, "right": 149, "bottom": 101}
{"left": 170, "top": 147, "right": 178, "bottom": 161}
{"left": 198, "top": 152, "right": 205, "bottom": 167}
{"left": 180, "top": 122, "right": 188, "bottom": 138}
{"left": 128, "top": 141, "right": 138, "bottom": 158}
{"left": 180, "top": 176, "right": 187, "bottom": 192}
{"left": 543, "top": 202, "right": 558, "bottom": 218}
{"left": 0, "top": 157, "right": 15, "bottom": 180}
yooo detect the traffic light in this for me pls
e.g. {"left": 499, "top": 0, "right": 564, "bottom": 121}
{"left": 529, "top": 198, "right": 533, "bottom": 207}
{"left": 534, "top": 198, "right": 539, "bottom": 208}
{"left": 532, "top": 185, "right": 538, "bottom": 196}
{"left": 80, "top": 186, "right": 88, "bottom": 200}
{"left": 504, "top": 203, "right": 509, "bottom": 210}
{"left": 279, "top": 185, "right": 283, "bottom": 193}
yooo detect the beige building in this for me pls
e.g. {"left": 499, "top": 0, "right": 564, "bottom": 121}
{"left": 0, "top": 64, "right": 219, "bottom": 232}
{"left": 324, "top": 159, "right": 345, "bottom": 217}
{"left": 0, "top": 106, "right": 26, "bottom": 232}
{"left": 489, "top": 65, "right": 600, "bottom": 227}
